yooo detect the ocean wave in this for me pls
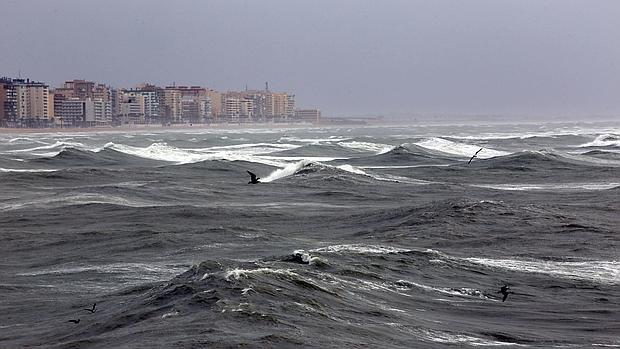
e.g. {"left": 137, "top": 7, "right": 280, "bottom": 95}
{"left": 0, "top": 193, "right": 166, "bottom": 211}
{"left": 476, "top": 149, "right": 620, "bottom": 170}
{"left": 337, "top": 141, "right": 393, "bottom": 154}
{"left": 5, "top": 141, "right": 87, "bottom": 154}
{"left": 260, "top": 159, "right": 314, "bottom": 182}
{"left": 415, "top": 137, "right": 510, "bottom": 158}
{"left": 278, "top": 136, "right": 351, "bottom": 144}
{"left": 196, "top": 142, "right": 299, "bottom": 154}
{"left": 260, "top": 159, "right": 429, "bottom": 184}
{"left": 223, "top": 267, "right": 299, "bottom": 281}
{"left": 545, "top": 149, "right": 620, "bottom": 167}
{"left": 402, "top": 327, "right": 527, "bottom": 347}
{"left": 105, "top": 142, "right": 289, "bottom": 167}
{"left": 104, "top": 142, "right": 206, "bottom": 163}
{"left": 6, "top": 137, "right": 49, "bottom": 145}
{"left": 18, "top": 262, "right": 188, "bottom": 281}
{"left": 394, "top": 280, "right": 491, "bottom": 300}
{"left": 310, "top": 244, "right": 412, "bottom": 255}
{"left": 464, "top": 258, "right": 620, "bottom": 285}
{"left": 578, "top": 134, "right": 620, "bottom": 148}
{"left": 0, "top": 167, "right": 58, "bottom": 173}
{"left": 471, "top": 182, "right": 620, "bottom": 191}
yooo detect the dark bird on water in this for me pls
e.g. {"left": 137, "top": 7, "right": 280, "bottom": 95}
{"left": 247, "top": 170, "right": 260, "bottom": 184}
{"left": 468, "top": 148, "right": 484, "bottom": 164}
{"left": 83, "top": 303, "right": 96, "bottom": 313}
{"left": 68, "top": 319, "right": 80, "bottom": 324}
{"left": 498, "top": 285, "right": 512, "bottom": 302}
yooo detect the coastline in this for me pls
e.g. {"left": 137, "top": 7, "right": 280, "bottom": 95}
{"left": 0, "top": 122, "right": 330, "bottom": 135}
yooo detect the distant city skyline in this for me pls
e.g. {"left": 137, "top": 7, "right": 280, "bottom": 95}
{"left": 0, "top": 76, "right": 322, "bottom": 128}
{"left": 1, "top": 0, "right": 619, "bottom": 117}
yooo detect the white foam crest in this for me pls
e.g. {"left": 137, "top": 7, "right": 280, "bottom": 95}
{"left": 261, "top": 159, "right": 314, "bottom": 182}
{"left": 310, "top": 244, "right": 411, "bottom": 255}
{"left": 415, "top": 137, "right": 510, "bottom": 158}
{"left": 292, "top": 250, "right": 323, "bottom": 265}
{"left": 465, "top": 258, "right": 620, "bottom": 284}
{"left": 161, "top": 310, "right": 180, "bottom": 319}
{"left": 260, "top": 155, "right": 342, "bottom": 162}
{"left": 18, "top": 262, "right": 187, "bottom": 280}
{"left": 224, "top": 268, "right": 298, "bottom": 281}
{"left": 199, "top": 142, "right": 299, "bottom": 154}
{"left": 107, "top": 142, "right": 289, "bottom": 167}
{"left": 336, "top": 164, "right": 368, "bottom": 175}
{"left": 410, "top": 327, "right": 526, "bottom": 347}
{"left": 338, "top": 141, "right": 394, "bottom": 154}
{"left": 6, "top": 141, "right": 86, "bottom": 153}
{"left": 0, "top": 168, "right": 58, "bottom": 173}
{"left": 578, "top": 134, "right": 620, "bottom": 148}
{"left": 471, "top": 182, "right": 620, "bottom": 191}
{"left": 278, "top": 136, "right": 351, "bottom": 144}
{"left": 333, "top": 163, "right": 428, "bottom": 183}
{"left": 92, "top": 142, "right": 116, "bottom": 153}
{"left": 395, "top": 280, "right": 490, "bottom": 300}
{"left": 7, "top": 137, "right": 48, "bottom": 145}
{"left": 107, "top": 142, "right": 204, "bottom": 163}
{"left": 0, "top": 193, "right": 165, "bottom": 212}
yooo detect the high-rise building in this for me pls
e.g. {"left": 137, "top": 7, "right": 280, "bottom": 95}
{"left": 47, "top": 91, "right": 55, "bottom": 121}
{"left": 0, "top": 78, "right": 17, "bottom": 125}
{"left": 205, "top": 89, "right": 222, "bottom": 119}
{"left": 52, "top": 79, "right": 112, "bottom": 125}
{"left": 163, "top": 87, "right": 182, "bottom": 121}
{"left": 13, "top": 79, "right": 49, "bottom": 120}
{"left": 200, "top": 97, "right": 212, "bottom": 121}
{"left": 223, "top": 94, "right": 241, "bottom": 119}
{"left": 273, "top": 93, "right": 288, "bottom": 118}
{"left": 124, "top": 84, "right": 163, "bottom": 122}
{"left": 163, "top": 85, "right": 210, "bottom": 122}
{"left": 119, "top": 92, "right": 146, "bottom": 122}
{"left": 54, "top": 97, "right": 87, "bottom": 127}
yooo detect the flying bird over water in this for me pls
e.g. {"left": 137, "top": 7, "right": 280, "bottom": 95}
{"left": 247, "top": 170, "right": 260, "bottom": 184}
{"left": 83, "top": 303, "right": 96, "bottom": 313}
{"left": 498, "top": 285, "right": 512, "bottom": 302}
{"left": 68, "top": 319, "right": 80, "bottom": 324}
{"left": 468, "top": 148, "right": 484, "bottom": 164}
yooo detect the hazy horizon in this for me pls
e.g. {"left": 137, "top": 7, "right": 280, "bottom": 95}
{"left": 1, "top": 0, "right": 619, "bottom": 118}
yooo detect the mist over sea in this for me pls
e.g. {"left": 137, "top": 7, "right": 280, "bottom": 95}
{"left": 1, "top": 121, "right": 618, "bottom": 348}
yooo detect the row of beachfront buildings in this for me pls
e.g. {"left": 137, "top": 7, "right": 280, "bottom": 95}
{"left": 0, "top": 77, "right": 322, "bottom": 127}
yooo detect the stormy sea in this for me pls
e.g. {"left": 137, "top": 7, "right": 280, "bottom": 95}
{"left": 0, "top": 121, "right": 618, "bottom": 349}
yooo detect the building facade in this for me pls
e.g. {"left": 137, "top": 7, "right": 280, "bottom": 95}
{"left": 294, "top": 109, "right": 321, "bottom": 122}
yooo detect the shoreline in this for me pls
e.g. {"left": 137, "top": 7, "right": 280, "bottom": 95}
{"left": 1, "top": 119, "right": 617, "bottom": 135}
{"left": 0, "top": 122, "right": 332, "bottom": 134}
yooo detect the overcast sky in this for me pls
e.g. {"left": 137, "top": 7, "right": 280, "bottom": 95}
{"left": 1, "top": 0, "right": 619, "bottom": 117}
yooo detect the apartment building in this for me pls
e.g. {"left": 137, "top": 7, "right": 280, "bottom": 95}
{"left": 12, "top": 79, "right": 50, "bottom": 120}
{"left": 0, "top": 78, "right": 18, "bottom": 124}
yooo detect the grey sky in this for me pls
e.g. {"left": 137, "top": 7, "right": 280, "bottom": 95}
{"left": 1, "top": 0, "right": 619, "bottom": 117}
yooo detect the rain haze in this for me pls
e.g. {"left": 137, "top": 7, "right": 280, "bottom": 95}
{"left": 2, "top": 2, "right": 620, "bottom": 349}
{"left": 2, "top": 0, "right": 619, "bottom": 118}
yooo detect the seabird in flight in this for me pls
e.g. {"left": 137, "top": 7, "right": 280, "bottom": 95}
{"left": 468, "top": 148, "right": 484, "bottom": 164}
{"left": 498, "top": 285, "right": 512, "bottom": 302}
{"left": 247, "top": 170, "right": 260, "bottom": 184}
{"left": 83, "top": 303, "right": 96, "bottom": 313}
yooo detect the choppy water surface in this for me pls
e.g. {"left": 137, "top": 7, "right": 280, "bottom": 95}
{"left": 0, "top": 122, "right": 618, "bottom": 348}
